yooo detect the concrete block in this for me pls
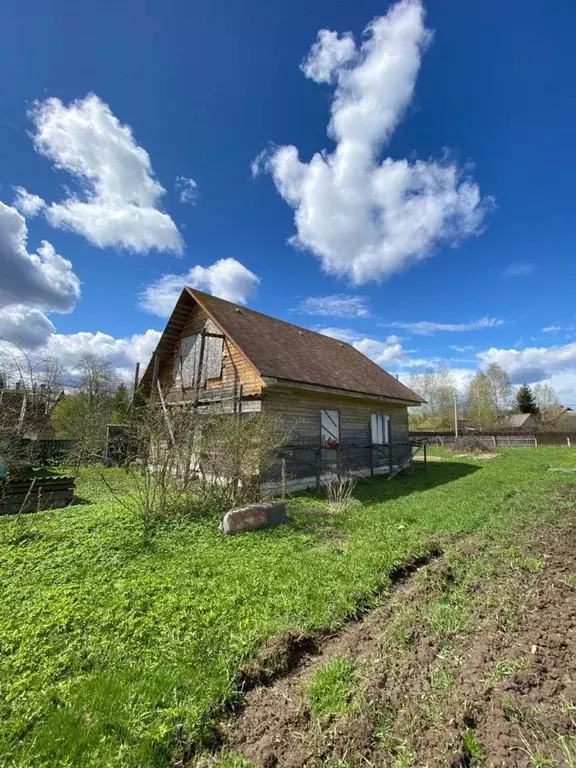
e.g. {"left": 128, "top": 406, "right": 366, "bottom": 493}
{"left": 220, "top": 501, "right": 286, "bottom": 535}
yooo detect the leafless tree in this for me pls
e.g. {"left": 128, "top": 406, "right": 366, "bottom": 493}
{"left": 409, "top": 365, "right": 458, "bottom": 430}
{"left": 0, "top": 340, "right": 63, "bottom": 476}
{"left": 484, "top": 363, "right": 512, "bottom": 422}
{"left": 51, "top": 353, "right": 119, "bottom": 463}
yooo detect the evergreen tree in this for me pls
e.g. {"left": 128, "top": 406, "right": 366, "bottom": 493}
{"left": 515, "top": 384, "right": 539, "bottom": 414}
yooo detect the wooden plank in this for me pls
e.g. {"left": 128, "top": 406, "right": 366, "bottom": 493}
{"left": 132, "top": 362, "right": 140, "bottom": 405}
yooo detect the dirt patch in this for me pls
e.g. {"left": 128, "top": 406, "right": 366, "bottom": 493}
{"left": 204, "top": 504, "right": 576, "bottom": 767}
{"left": 453, "top": 452, "right": 500, "bottom": 460}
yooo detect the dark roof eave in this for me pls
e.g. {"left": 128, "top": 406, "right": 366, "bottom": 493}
{"left": 263, "top": 376, "right": 425, "bottom": 405}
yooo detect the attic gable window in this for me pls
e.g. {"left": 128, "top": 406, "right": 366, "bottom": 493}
{"left": 371, "top": 413, "right": 390, "bottom": 445}
{"left": 180, "top": 334, "right": 201, "bottom": 387}
{"left": 203, "top": 321, "right": 223, "bottom": 380}
{"left": 174, "top": 322, "right": 224, "bottom": 388}
{"left": 321, "top": 409, "right": 340, "bottom": 449}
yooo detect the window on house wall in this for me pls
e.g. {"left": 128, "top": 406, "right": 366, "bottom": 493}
{"left": 321, "top": 409, "right": 340, "bottom": 449}
{"left": 371, "top": 413, "right": 390, "bottom": 445}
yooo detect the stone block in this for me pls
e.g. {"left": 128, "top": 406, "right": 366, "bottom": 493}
{"left": 220, "top": 501, "right": 286, "bottom": 535}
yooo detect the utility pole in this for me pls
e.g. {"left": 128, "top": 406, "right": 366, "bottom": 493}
{"left": 454, "top": 390, "right": 459, "bottom": 439}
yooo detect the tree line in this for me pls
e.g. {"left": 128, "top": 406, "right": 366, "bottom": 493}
{"left": 0, "top": 340, "right": 571, "bottom": 449}
{"left": 408, "top": 363, "right": 568, "bottom": 431}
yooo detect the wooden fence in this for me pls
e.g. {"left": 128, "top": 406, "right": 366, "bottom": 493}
{"left": 0, "top": 438, "right": 75, "bottom": 467}
{"left": 34, "top": 439, "right": 75, "bottom": 464}
{"left": 410, "top": 430, "right": 575, "bottom": 448}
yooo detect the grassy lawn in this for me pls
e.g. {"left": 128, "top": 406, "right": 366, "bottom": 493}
{"left": 0, "top": 447, "right": 575, "bottom": 767}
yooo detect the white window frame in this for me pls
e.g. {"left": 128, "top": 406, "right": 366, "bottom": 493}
{"left": 371, "top": 413, "right": 390, "bottom": 445}
{"left": 321, "top": 409, "right": 340, "bottom": 449}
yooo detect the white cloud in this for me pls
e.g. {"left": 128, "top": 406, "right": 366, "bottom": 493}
{"left": 353, "top": 336, "right": 405, "bottom": 366}
{"left": 44, "top": 328, "right": 161, "bottom": 382}
{"left": 297, "top": 294, "right": 369, "bottom": 317}
{"left": 175, "top": 176, "right": 199, "bottom": 205}
{"left": 504, "top": 261, "right": 536, "bottom": 277}
{"left": 0, "top": 321, "right": 161, "bottom": 385}
{"left": 0, "top": 305, "right": 55, "bottom": 348}
{"left": 541, "top": 324, "right": 575, "bottom": 334}
{"left": 386, "top": 316, "right": 503, "bottom": 335}
{"left": 479, "top": 341, "right": 576, "bottom": 384}
{"left": 29, "top": 93, "right": 183, "bottom": 254}
{"left": 0, "top": 201, "right": 80, "bottom": 314}
{"left": 255, "top": 0, "right": 490, "bottom": 284}
{"left": 450, "top": 344, "right": 474, "bottom": 352}
{"left": 139, "top": 258, "right": 260, "bottom": 317}
{"left": 316, "top": 326, "right": 361, "bottom": 343}
{"left": 300, "top": 29, "right": 356, "bottom": 84}
{"left": 13, "top": 187, "right": 46, "bottom": 217}
{"left": 317, "top": 326, "right": 404, "bottom": 365}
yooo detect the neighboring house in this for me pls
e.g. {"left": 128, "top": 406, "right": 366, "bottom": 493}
{"left": 500, "top": 412, "right": 539, "bottom": 430}
{"left": 140, "top": 288, "right": 424, "bottom": 491}
{"left": 545, "top": 406, "right": 576, "bottom": 430}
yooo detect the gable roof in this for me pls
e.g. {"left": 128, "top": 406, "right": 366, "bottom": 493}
{"left": 141, "top": 288, "right": 424, "bottom": 404}
{"left": 503, "top": 413, "right": 537, "bottom": 428}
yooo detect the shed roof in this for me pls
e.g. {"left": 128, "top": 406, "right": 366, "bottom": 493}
{"left": 141, "top": 288, "right": 424, "bottom": 404}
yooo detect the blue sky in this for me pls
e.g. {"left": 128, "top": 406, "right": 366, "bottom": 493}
{"left": 1, "top": 0, "right": 575, "bottom": 403}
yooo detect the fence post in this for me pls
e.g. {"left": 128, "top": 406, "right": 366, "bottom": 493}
{"left": 568, "top": 437, "right": 571, "bottom": 448}
{"left": 534, "top": 436, "right": 538, "bottom": 448}
{"left": 281, "top": 457, "right": 287, "bottom": 499}
{"left": 316, "top": 448, "right": 321, "bottom": 492}
{"left": 493, "top": 435, "right": 497, "bottom": 449}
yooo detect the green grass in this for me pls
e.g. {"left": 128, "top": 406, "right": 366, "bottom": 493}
{"left": 483, "top": 658, "right": 529, "bottom": 690}
{"left": 461, "top": 727, "right": 485, "bottom": 762}
{"left": 0, "top": 447, "right": 574, "bottom": 767}
{"left": 306, "top": 658, "right": 355, "bottom": 721}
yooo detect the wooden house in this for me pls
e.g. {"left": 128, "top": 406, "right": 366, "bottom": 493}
{"left": 140, "top": 288, "right": 424, "bottom": 491}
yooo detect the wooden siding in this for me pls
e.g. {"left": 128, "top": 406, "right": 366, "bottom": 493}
{"left": 261, "top": 388, "right": 411, "bottom": 484}
{"left": 159, "top": 303, "right": 263, "bottom": 410}
{"left": 262, "top": 389, "right": 409, "bottom": 443}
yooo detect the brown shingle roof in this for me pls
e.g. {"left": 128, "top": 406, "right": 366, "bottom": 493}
{"left": 142, "top": 288, "right": 424, "bottom": 404}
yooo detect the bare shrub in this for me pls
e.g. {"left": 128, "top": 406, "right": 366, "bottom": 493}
{"left": 99, "top": 401, "right": 290, "bottom": 541}
{"left": 452, "top": 435, "right": 495, "bottom": 454}
{"left": 323, "top": 472, "right": 359, "bottom": 513}
{"left": 194, "top": 411, "right": 290, "bottom": 510}
{"left": 98, "top": 403, "right": 200, "bottom": 540}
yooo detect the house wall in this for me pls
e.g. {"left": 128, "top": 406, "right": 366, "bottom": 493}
{"left": 160, "top": 304, "right": 263, "bottom": 412}
{"left": 261, "top": 388, "right": 411, "bottom": 490}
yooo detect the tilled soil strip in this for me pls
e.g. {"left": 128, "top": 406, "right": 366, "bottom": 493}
{"left": 202, "top": 515, "right": 576, "bottom": 767}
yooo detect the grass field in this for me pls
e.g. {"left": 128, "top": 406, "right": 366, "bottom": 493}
{"left": 1, "top": 447, "right": 575, "bottom": 767}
